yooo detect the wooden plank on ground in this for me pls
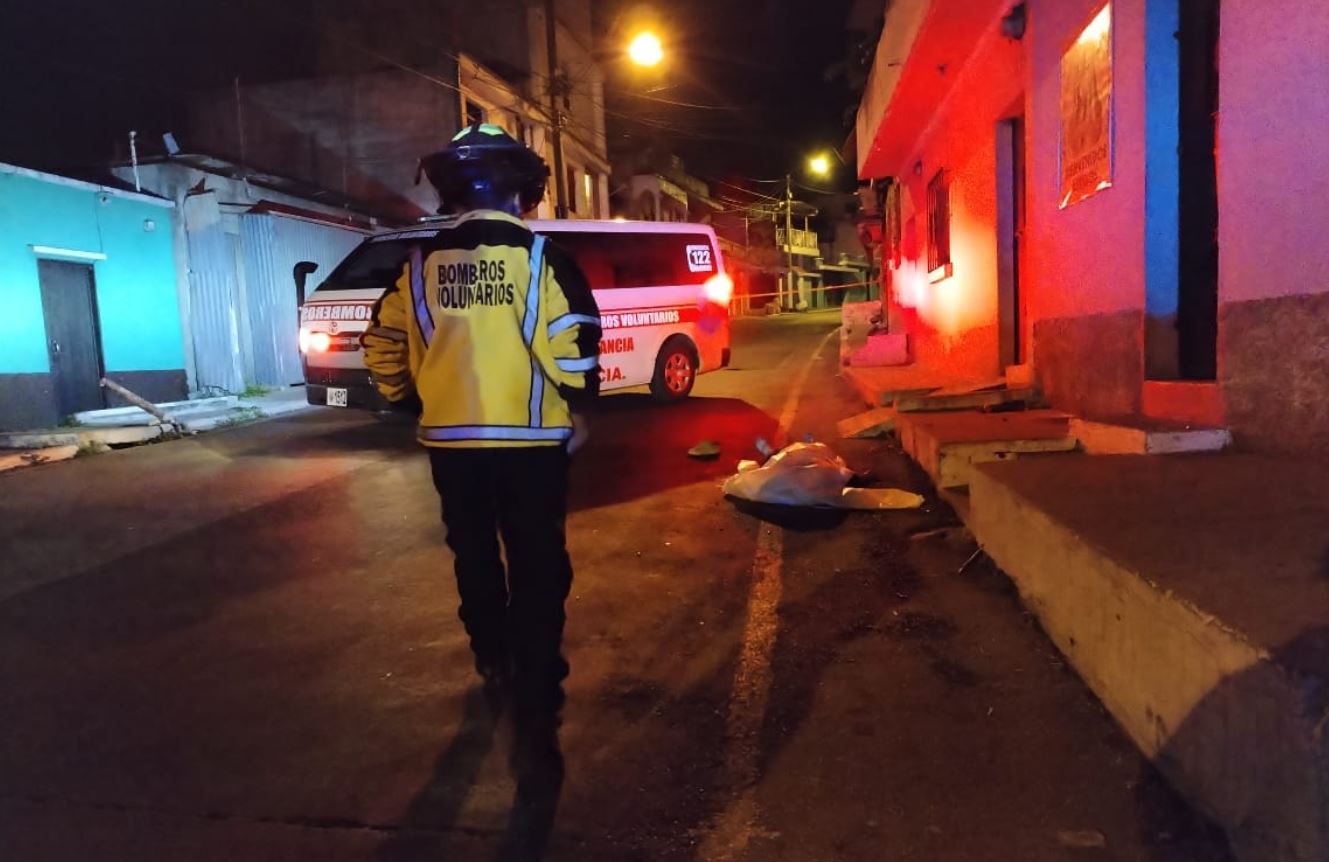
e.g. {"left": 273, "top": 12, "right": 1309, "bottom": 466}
{"left": 926, "top": 377, "right": 1009, "bottom": 397}
{"left": 878, "top": 387, "right": 942, "bottom": 411}
{"left": 896, "top": 387, "right": 1038, "bottom": 413}
{"left": 837, "top": 407, "right": 898, "bottom": 439}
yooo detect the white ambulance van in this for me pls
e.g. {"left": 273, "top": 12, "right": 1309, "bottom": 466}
{"left": 297, "top": 219, "right": 733, "bottom": 409}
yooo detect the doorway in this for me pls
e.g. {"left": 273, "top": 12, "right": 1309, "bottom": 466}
{"left": 996, "top": 115, "right": 1026, "bottom": 368}
{"left": 38, "top": 259, "right": 105, "bottom": 417}
{"left": 1176, "top": 0, "right": 1220, "bottom": 379}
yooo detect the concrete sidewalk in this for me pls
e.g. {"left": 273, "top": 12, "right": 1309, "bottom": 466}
{"left": 968, "top": 453, "right": 1329, "bottom": 862}
{"left": 840, "top": 360, "right": 1318, "bottom": 859}
{"left": 73, "top": 385, "right": 314, "bottom": 433}
{"left": 0, "top": 386, "right": 315, "bottom": 465}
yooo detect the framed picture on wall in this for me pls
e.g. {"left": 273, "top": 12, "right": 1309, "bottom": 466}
{"left": 1059, "top": 4, "right": 1114, "bottom": 208}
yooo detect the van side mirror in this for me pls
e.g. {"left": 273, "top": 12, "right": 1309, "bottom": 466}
{"left": 293, "top": 261, "right": 319, "bottom": 306}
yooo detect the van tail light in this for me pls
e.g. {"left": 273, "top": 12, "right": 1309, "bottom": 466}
{"left": 299, "top": 328, "right": 332, "bottom": 353}
{"left": 698, "top": 273, "right": 732, "bottom": 335}
{"left": 703, "top": 272, "right": 734, "bottom": 307}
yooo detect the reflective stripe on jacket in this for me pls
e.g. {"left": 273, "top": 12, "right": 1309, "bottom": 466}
{"left": 360, "top": 210, "right": 602, "bottom": 449}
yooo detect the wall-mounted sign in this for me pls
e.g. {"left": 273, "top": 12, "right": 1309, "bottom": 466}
{"left": 1059, "top": 4, "right": 1113, "bottom": 208}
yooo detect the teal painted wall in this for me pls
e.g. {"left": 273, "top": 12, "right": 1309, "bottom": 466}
{"left": 0, "top": 169, "right": 184, "bottom": 374}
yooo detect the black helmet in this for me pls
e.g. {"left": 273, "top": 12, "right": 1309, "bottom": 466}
{"left": 418, "top": 123, "right": 550, "bottom": 215}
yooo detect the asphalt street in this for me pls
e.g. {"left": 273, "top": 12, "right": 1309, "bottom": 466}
{"left": 0, "top": 313, "right": 1230, "bottom": 861}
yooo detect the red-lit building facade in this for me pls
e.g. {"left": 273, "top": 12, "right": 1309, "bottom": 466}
{"left": 856, "top": 0, "right": 1329, "bottom": 455}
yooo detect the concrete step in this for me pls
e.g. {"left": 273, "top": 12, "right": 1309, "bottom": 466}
{"left": 897, "top": 409, "right": 1076, "bottom": 489}
{"left": 968, "top": 455, "right": 1329, "bottom": 862}
{"left": 896, "top": 385, "right": 1039, "bottom": 413}
{"left": 1071, "top": 416, "right": 1231, "bottom": 455}
{"left": 1142, "top": 380, "right": 1224, "bottom": 427}
{"left": 74, "top": 396, "right": 240, "bottom": 427}
{"left": 839, "top": 366, "right": 942, "bottom": 408}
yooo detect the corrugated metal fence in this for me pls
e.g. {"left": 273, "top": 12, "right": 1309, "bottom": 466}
{"left": 183, "top": 199, "right": 367, "bottom": 393}
{"left": 241, "top": 214, "right": 364, "bottom": 386}
{"left": 184, "top": 195, "right": 246, "bottom": 394}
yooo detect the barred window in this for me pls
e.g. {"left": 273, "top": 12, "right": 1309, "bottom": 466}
{"left": 927, "top": 170, "right": 951, "bottom": 274}
{"left": 885, "top": 181, "right": 903, "bottom": 267}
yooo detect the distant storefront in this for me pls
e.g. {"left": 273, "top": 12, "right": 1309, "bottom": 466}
{"left": 0, "top": 163, "right": 186, "bottom": 430}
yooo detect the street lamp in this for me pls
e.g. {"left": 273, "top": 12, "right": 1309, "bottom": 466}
{"left": 807, "top": 153, "right": 832, "bottom": 178}
{"left": 628, "top": 32, "right": 665, "bottom": 67}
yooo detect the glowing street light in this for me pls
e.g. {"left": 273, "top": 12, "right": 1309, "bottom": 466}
{"left": 807, "top": 153, "right": 832, "bottom": 178}
{"left": 628, "top": 31, "right": 664, "bottom": 67}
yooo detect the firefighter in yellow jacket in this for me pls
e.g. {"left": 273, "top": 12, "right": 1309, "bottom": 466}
{"left": 361, "top": 125, "right": 599, "bottom": 808}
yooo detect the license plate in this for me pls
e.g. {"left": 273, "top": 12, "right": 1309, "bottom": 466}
{"left": 326, "top": 387, "right": 349, "bottom": 408}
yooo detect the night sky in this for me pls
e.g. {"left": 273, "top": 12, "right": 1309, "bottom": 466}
{"left": 1, "top": 0, "right": 863, "bottom": 195}
{"left": 1, "top": 0, "right": 321, "bottom": 170}
{"left": 595, "top": 0, "right": 860, "bottom": 189}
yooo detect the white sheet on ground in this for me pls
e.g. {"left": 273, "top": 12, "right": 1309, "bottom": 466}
{"left": 722, "top": 442, "right": 924, "bottom": 510}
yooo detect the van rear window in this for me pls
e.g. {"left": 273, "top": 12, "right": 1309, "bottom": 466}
{"left": 320, "top": 230, "right": 719, "bottom": 292}
{"left": 548, "top": 231, "right": 718, "bottom": 290}
{"left": 321, "top": 239, "right": 412, "bottom": 290}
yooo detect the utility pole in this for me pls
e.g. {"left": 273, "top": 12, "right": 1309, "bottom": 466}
{"left": 785, "top": 173, "right": 794, "bottom": 311}
{"left": 545, "top": 0, "right": 568, "bottom": 219}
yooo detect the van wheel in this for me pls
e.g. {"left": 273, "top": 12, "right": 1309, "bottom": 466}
{"left": 650, "top": 337, "right": 698, "bottom": 402}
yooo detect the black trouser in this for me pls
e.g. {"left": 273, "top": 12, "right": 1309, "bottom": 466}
{"left": 428, "top": 446, "right": 573, "bottom": 734}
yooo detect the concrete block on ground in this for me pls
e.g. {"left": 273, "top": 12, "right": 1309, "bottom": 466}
{"left": 836, "top": 407, "right": 897, "bottom": 439}
{"left": 0, "top": 425, "right": 167, "bottom": 450}
{"left": 898, "top": 410, "right": 1076, "bottom": 488}
{"left": 846, "top": 333, "right": 909, "bottom": 368}
{"left": 1072, "top": 417, "right": 1232, "bottom": 455}
{"left": 896, "top": 386, "right": 1038, "bottom": 413}
{"left": 968, "top": 454, "right": 1329, "bottom": 862}
{"left": 0, "top": 445, "right": 79, "bottom": 473}
{"left": 840, "top": 300, "right": 879, "bottom": 346}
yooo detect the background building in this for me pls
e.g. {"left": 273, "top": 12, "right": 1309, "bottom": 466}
{"left": 187, "top": 0, "right": 611, "bottom": 221}
{"left": 0, "top": 164, "right": 185, "bottom": 429}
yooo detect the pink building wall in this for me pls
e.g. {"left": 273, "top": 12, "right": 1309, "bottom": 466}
{"left": 1023, "top": 0, "right": 1151, "bottom": 418}
{"left": 1026, "top": 0, "right": 1147, "bottom": 320}
{"left": 886, "top": 9, "right": 1024, "bottom": 381}
{"left": 1215, "top": 0, "right": 1329, "bottom": 451}
{"left": 1218, "top": 0, "right": 1329, "bottom": 305}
